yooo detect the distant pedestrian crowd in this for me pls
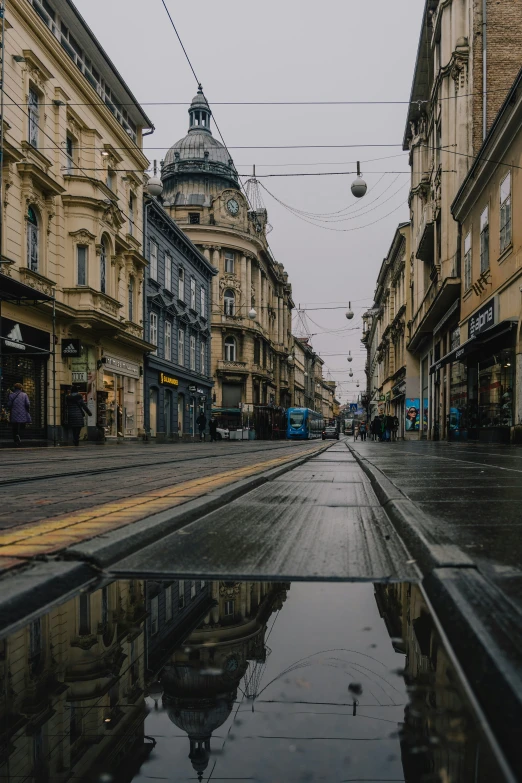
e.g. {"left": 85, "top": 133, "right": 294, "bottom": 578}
{"left": 353, "top": 414, "right": 399, "bottom": 442}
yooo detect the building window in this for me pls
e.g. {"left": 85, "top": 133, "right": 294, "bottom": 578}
{"left": 178, "top": 580, "right": 185, "bottom": 609}
{"left": 480, "top": 206, "right": 489, "bottom": 273}
{"left": 189, "top": 212, "right": 200, "bottom": 224}
{"left": 224, "top": 251, "right": 235, "bottom": 274}
{"left": 200, "top": 341, "right": 206, "bottom": 375}
{"left": 224, "top": 336, "right": 236, "bottom": 361}
{"left": 464, "top": 232, "right": 471, "bottom": 291}
{"left": 165, "top": 253, "right": 172, "bottom": 291}
{"left": 200, "top": 286, "right": 206, "bottom": 317}
{"left": 101, "top": 586, "right": 109, "bottom": 628}
{"left": 150, "top": 595, "right": 159, "bottom": 636}
{"left": 79, "top": 593, "right": 90, "bottom": 635}
{"left": 100, "top": 240, "right": 107, "bottom": 294}
{"left": 149, "top": 240, "right": 158, "bottom": 281}
{"left": 29, "top": 618, "right": 42, "bottom": 661}
{"left": 189, "top": 335, "right": 196, "bottom": 370}
{"left": 165, "top": 585, "right": 173, "bottom": 622}
{"left": 27, "top": 206, "right": 39, "bottom": 272}
{"left": 150, "top": 312, "right": 158, "bottom": 350}
{"left": 106, "top": 168, "right": 115, "bottom": 191}
{"left": 190, "top": 277, "right": 196, "bottom": 309}
{"left": 178, "top": 267, "right": 185, "bottom": 301}
{"left": 165, "top": 320, "right": 171, "bottom": 360}
{"left": 129, "top": 193, "right": 135, "bottom": 236}
{"left": 28, "top": 88, "right": 39, "bottom": 148}
{"left": 224, "top": 289, "right": 235, "bottom": 316}
{"left": 254, "top": 339, "right": 260, "bottom": 365}
{"left": 128, "top": 276, "right": 134, "bottom": 321}
{"left": 190, "top": 580, "right": 196, "bottom": 599}
{"left": 224, "top": 599, "right": 234, "bottom": 617}
{"left": 500, "top": 172, "right": 512, "bottom": 253}
{"left": 178, "top": 328, "right": 185, "bottom": 366}
{"left": 77, "top": 246, "right": 88, "bottom": 286}
{"left": 65, "top": 134, "right": 74, "bottom": 174}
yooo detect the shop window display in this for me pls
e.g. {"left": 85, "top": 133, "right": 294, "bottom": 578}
{"left": 478, "top": 350, "right": 513, "bottom": 429}
{"left": 103, "top": 373, "right": 136, "bottom": 438}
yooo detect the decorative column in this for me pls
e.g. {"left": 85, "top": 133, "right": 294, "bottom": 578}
{"left": 246, "top": 254, "right": 252, "bottom": 311}
{"left": 240, "top": 254, "right": 247, "bottom": 317}
{"left": 258, "top": 266, "right": 263, "bottom": 328}
{"left": 262, "top": 275, "right": 267, "bottom": 331}
{"left": 211, "top": 247, "right": 220, "bottom": 317}
{"left": 278, "top": 296, "right": 283, "bottom": 344}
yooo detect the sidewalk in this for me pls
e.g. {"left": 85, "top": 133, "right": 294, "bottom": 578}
{"left": 350, "top": 439, "right": 522, "bottom": 608}
{"left": 349, "top": 439, "right": 522, "bottom": 778}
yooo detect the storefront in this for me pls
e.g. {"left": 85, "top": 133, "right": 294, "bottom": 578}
{"left": 145, "top": 361, "right": 212, "bottom": 440}
{"left": 101, "top": 354, "right": 141, "bottom": 439}
{"left": 0, "top": 317, "right": 50, "bottom": 442}
{"left": 430, "top": 299, "right": 517, "bottom": 443}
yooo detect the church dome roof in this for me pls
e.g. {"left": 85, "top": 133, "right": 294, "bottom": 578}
{"left": 161, "top": 85, "right": 239, "bottom": 190}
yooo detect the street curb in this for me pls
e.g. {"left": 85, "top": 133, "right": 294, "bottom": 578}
{"left": 424, "top": 567, "right": 522, "bottom": 781}
{"left": 346, "top": 443, "right": 475, "bottom": 571}
{"left": 347, "top": 441, "right": 522, "bottom": 780}
{"left": 64, "top": 443, "right": 333, "bottom": 569}
{"left": 0, "top": 561, "right": 99, "bottom": 637}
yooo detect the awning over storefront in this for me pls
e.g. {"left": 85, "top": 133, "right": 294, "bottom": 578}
{"left": 0, "top": 272, "right": 54, "bottom": 303}
{"left": 429, "top": 319, "right": 517, "bottom": 374}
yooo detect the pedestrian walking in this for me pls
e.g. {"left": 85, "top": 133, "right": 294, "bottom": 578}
{"left": 209, "top": 416, "right": 218, "bottom": 442}
{"left": 371, "top": 415, "right": 381, "bottom": 441}
{"left": 359, "top": 420, "right": 367, "bottom": 441}
{"left": 65, "top": 385, "right": 92, "bottom": 446}
{"left": 392, "top": 415, "right": 400, "bottom": 441}
{"left": 7, "top": 383, "right": 31, "bottom": 446}
{"left": 384, "top": 414, "right": 394, "bottom": 442}
{"left": 196, "top": 411, "right": 207, "bottom": 441}
{"left": 353, "top": 423, "right": 359, "bottom": 441}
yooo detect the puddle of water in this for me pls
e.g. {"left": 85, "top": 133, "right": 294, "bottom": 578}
{"left": 0, "top": 580, "right": 508, "bottom": 782}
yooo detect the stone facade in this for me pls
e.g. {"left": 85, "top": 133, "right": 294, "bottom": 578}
{"left": 159, "top": 89, "right": 294, "bottom": 427}
{"left": 0, "top": 0, "right": 152, "bottom": 442}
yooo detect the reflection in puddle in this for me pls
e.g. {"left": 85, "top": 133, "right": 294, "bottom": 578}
{"left": 0, "top": 580, "right": 507, "bottom": 782}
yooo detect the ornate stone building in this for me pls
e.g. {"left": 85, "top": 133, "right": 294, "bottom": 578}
{"left": 159, "top": 88, "right": 294, "bottom": 424}
{"left": 0, "top": 0, "right": 153, "bottom": 443}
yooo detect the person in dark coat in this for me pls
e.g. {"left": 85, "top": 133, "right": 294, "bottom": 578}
{"left": 66, "top": 385, "right": 92, "bottom": 446}
{"left": 7, "top": 383, "right": 31, "bottom": 445}
{"left": 196, "top": 411, "right": 207, "bottom": 441}
{"left": 209, "top": 416, "right": 218, "bottom": 442}
{"left": 371, "top": 416, "right": 381, "bottom": 441}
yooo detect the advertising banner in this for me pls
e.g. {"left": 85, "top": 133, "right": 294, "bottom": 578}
{"left": 405, "top": 398, "right": 420, "bottom": 431}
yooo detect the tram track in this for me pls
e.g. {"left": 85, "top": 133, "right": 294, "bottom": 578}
{"left": 0, "top": 441, "right": 321, "bottom": 487}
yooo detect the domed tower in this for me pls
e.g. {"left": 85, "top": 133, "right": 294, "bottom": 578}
{"left": 161, "top": 85, "right": 240, "bottom": 209}
{"left": 161, "top": 88, "right": 295, "bottom": 423}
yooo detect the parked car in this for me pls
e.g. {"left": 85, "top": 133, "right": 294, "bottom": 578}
{"left": 322, "top": 426, "right": 339, "bottom": 440}
{"left": 216, "top": 426, "right": 230, "bottom": 440}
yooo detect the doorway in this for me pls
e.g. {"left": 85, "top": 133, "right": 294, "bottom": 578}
{"left": 149, "top": 387, "right": 158, "bottom": 437}
{"left": 165, "top": 390, "right": 172, "bottom": 436}
{"left": 178, "top": 393, "right": 184, "bottom": 436}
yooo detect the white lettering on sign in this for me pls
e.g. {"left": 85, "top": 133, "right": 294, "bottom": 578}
{"left": 4, "top": 323, "right": 25, "bottom": 350}
{"left": 469, "top": 303, "right": 494, "bottom": 338}
{"left": 72, "top": 371, "right": 87, "bottom": 382}
{"left": 62, "top": 342, "right": 78, "bottom": 355}
{"left": 103, "top": 354, "right": 140, "bottom": 378}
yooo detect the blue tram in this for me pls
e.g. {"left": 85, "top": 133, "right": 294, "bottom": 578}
{"left": 286, "top": 407, "right": 324, "bottom": 439}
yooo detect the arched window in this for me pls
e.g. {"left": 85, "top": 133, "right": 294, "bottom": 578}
{"left": 100, "top": 240, "right": 107, "bottom": 294}
{"left": 224, "top": 289, "right": 235, "bottom": 316}
{"left": 27, "top": 206, "right": 39, "bottom": 272}
{"left": 224, "top": 336, "right": 236, "bottom": 362}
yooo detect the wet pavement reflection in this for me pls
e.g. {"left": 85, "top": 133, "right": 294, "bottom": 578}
{"left": 0, "top": 579, "right": 508, "bottom": 783}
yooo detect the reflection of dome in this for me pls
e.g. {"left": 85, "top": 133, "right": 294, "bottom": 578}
{"left": 162, "top": 85, "right": 239, "bottom": 202}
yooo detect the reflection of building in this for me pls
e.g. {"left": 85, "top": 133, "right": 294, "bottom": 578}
{"left": 0, "top": 0, "right": 153, "bottom": 443}
{"left": 375, "top": 583, "right": 500, "bottom": 781}
{"left": 161, "top": 581, "right": 289, "bottom": 781}
{"left": 159, "top": 88, "right": 295, "bottom": 430}
{"left": 0, "top": 580, "right": 151, "bottom": 781}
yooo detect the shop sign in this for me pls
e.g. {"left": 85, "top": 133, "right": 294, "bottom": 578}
{"left": 103, "top": 354, "right": 140, "bottom": 378}
{"left": 160, "top": 372, "right": 179, "bottom": 387}
{"left": 468, "top": 297, "right": 496, "bottom": 339}
{"left": 189, "top": 385, "right": 205, "bottom": 394}
{"left": 0, "top": 318, "right": 50, "bottom": 354}
{"left": 72, "top": 371, "right": 87, "bottom": 383}
{"left": 61, "top": 338, "right": 82, "bottom": 357}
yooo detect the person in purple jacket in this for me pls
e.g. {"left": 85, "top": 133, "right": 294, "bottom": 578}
{"left": 7, "top": 382, "right": 31, "bottom": 446}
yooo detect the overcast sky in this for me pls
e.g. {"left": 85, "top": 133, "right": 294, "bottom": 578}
{"left": 76, "top": 0, "right": 424, "bottom": 403}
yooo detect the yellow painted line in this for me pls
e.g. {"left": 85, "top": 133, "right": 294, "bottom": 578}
{"left": 0, "top": 443, "right": 327, "bottom": 560}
